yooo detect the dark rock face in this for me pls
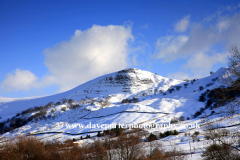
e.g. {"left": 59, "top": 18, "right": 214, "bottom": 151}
{"left": 118, "top": 68, "right": 137, "bottom": 74}
{"left": 84, "top": 68, "right": 155, "bottom": 94}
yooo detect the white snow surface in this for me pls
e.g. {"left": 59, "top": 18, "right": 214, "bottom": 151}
{"left": 1, "top": 67, "right": 239, "bottom": 159}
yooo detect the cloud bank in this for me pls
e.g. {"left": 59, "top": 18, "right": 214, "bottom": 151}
{"left": 157, "top": 10, "right": 240, "bottom": 79}
{"left": 1, "top": 24, "right": 134, "bottom": 92}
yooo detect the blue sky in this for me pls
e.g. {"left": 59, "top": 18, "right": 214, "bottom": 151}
{"left": 1, "top": 0, "right": 240, "bottom": 98}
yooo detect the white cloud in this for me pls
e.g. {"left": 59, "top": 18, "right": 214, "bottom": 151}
{"left": 156, "top": 35, "right": 188, "bottom": 62}
{"left": 183, "top": 52, "right": 228, "bottom": 77}
{"left": 217, "top": 20, "right": 230, "bottom": 32}
{"left": 43, "top": 24, "right": 133, "bottom": 92}
{"left": 167, "top": 72, "right": 193, "bottom": 80}
{"left": 156, "top": 10, "right": 240, "bottom": 78}
{"left": 174, "top": 15, "right": 190, "bottom": 33}
{"left": 1, "top": 69, "right": 39, "bottom": 92}
{"left": 1, "top": 24, "right": 134, "bottom": 93}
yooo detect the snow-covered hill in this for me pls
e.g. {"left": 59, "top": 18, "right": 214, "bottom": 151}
{"left": 0, "top": 67, "right": 235, "bottom": 141}
{"left": 0, "top": 68, "right": 182, "bottom": 121}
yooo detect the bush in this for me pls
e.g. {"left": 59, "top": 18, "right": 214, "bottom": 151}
{"left": 173, "top": 130, "right": 179, "bottom": 135}
{"left": 146, "top": 133, "right": 158, "bottom": 142}
{"left": 199, "top": 93, "right": 206, "bottom": 102}
{"left": 159, "top": 130, "right": 179, "bottom": 138}
{"left": 176, "top": 86, "right": 182, "bottom": 91}
{"left": 212, "top": 77, "right": 218, "bottom": 82}
{"left": 39, "top": 109, "right": 47, "bottom": 116}
{"left": 122, "top": 98, "right": 139, "bottom": 104}
{"left": 202, "top": 143, "right": 240, "bottom": 159}
{"left": 68, "top": 99, "right": 74, "bottom": 104}
{"left": 56, "top": 101, "right": 61, "bottom": 105}
{"left": 199, "top": 86, "right": 204, "bottom": 91}
{"left": 205, "top": 99, "right": 213, "bottom": 109}
{"left": 132, "top": 97, "right": 139, "bottom": 103}
{"left": 193, "top": 111, "right": 202, "bottom": 118}
{"left": 69, "top": 104, "right": 81, "bottom": 109}
{"left": 206, "top": 82, "right": 214, "bottom": 87}
{"left": 168, "top": 88, "right": 175, "bottom": 93}
{"left": 51, "top": 108, "right": 56, "bottom": 113}
{"left": 170, "top": 117, "right": 179, "bottom": 123}
{"left": 97, "top": 131, "right": 101, "bottom": 137}
{"left": 21, "top": 108, "right": 32, "bottom": 115}
{"left": 179, "top": 116, "right": 185, "bottom": 121}
{"left": 61, "top": 107, "right": 67, "bottom": 112}
{"left": 16, "top": 113, "right": 21, "bottom": 117}
{"left": 110, "top": 124, "right": 123, "bottom": 136}
{"left": 122, "top": 99, "right": 130, "bottom": 103}
{"left": 191, "top": 131, "right": 200, "bottom": 142}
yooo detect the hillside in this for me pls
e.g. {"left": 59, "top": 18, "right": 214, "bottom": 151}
{"left": 1, "top": 67, "right": 239, "bottom": 159}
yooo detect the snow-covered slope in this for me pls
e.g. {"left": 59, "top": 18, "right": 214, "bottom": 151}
{"left": 0, "top": 68, "right": 182, "bottom": 121}
{"left": 0, "top": 67, "right": 232, "bottom": 140}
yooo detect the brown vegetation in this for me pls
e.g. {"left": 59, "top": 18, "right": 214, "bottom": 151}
{"left": 0, "top": 131, "right": 188, "bottom": 160}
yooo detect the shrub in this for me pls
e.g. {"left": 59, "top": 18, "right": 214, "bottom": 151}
{"left": 68, "top": 99, "right": 74, "bottom": 104}
{"left": 212, "top": 77, "right": 218, "bottom": 82}
{"left": 191, "top": 131, "right": 200, "bottom": 142}
{"left": 168, "top": 88, "right": 175, "bottom": 93}
{"left": 199, "top": 86, "right": 204, "bottom": 91}
{"left": 51, "top": 108, "right": 56, "bottom": 113}
{"left": 122, "top": 98, "right": 139, "bottom": 104}
{"left": 46, "top": 102, "right": 54, "bottom": 108}
{"left": 170, "top": 117, "right": 179, "bottom": 123}
{"left": 16, "top": 113, "right": 21, "bottom": 117}
{"left": 21, "top": 108, "right": 32, "bottom": 115}
{"left": 193, "top": 111, "right": 202, "bottom": 118}
{"left": 173, "top": 130, "right": 179, "bottom": 135}
{"left": 61, "top": 107, "right": 67, "bottom": 112}
{"left": 0, "top": 122, "right": 5, "bottom": 129}
{"left": 205, "top": 99, "right": 213, "bottom": 109}
{"left": 179, "top": 116, "right": 185, "bottom": 121}
{"left": 122, "top": 99, "right": 130, "bottom": 103}
{"left": 206, "top": 83, "right": 214, "bottom": 87}
{"left": 56, "top": 101, "right": 61, "bottom": 105}
{"left": 187, "top": 117, "right": 190, "bottom": 120}
{"left": 111, "top": 124, "right": 123, "bottom": 136}
{"left": 199, "top": 93, "right": 206, "bottom": 102}
{"left": 132, "top": 97, "right": 139, "bottom": 103}
{"left": 69, "top": 104, "right": 81, "bottom": 109}
{"left": 176, "top": 86, "right": 182, "bottom": 91}
{"left": 146, "top": 133, "right": 158, "bottom": 142}
{"left": 72, "top": 138, "right": 77, "bottom": 142}
{"left": 159, "top": 130, "right": 179, "bottom": 138}
{"left": 39, "top": 109, "right": 47, "bottom": 116}
{"left": 202, "top": 143, "right": 240, "bottom": 159}
{"left": 97, "top": 131, "right": 101, "bottom": 137}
